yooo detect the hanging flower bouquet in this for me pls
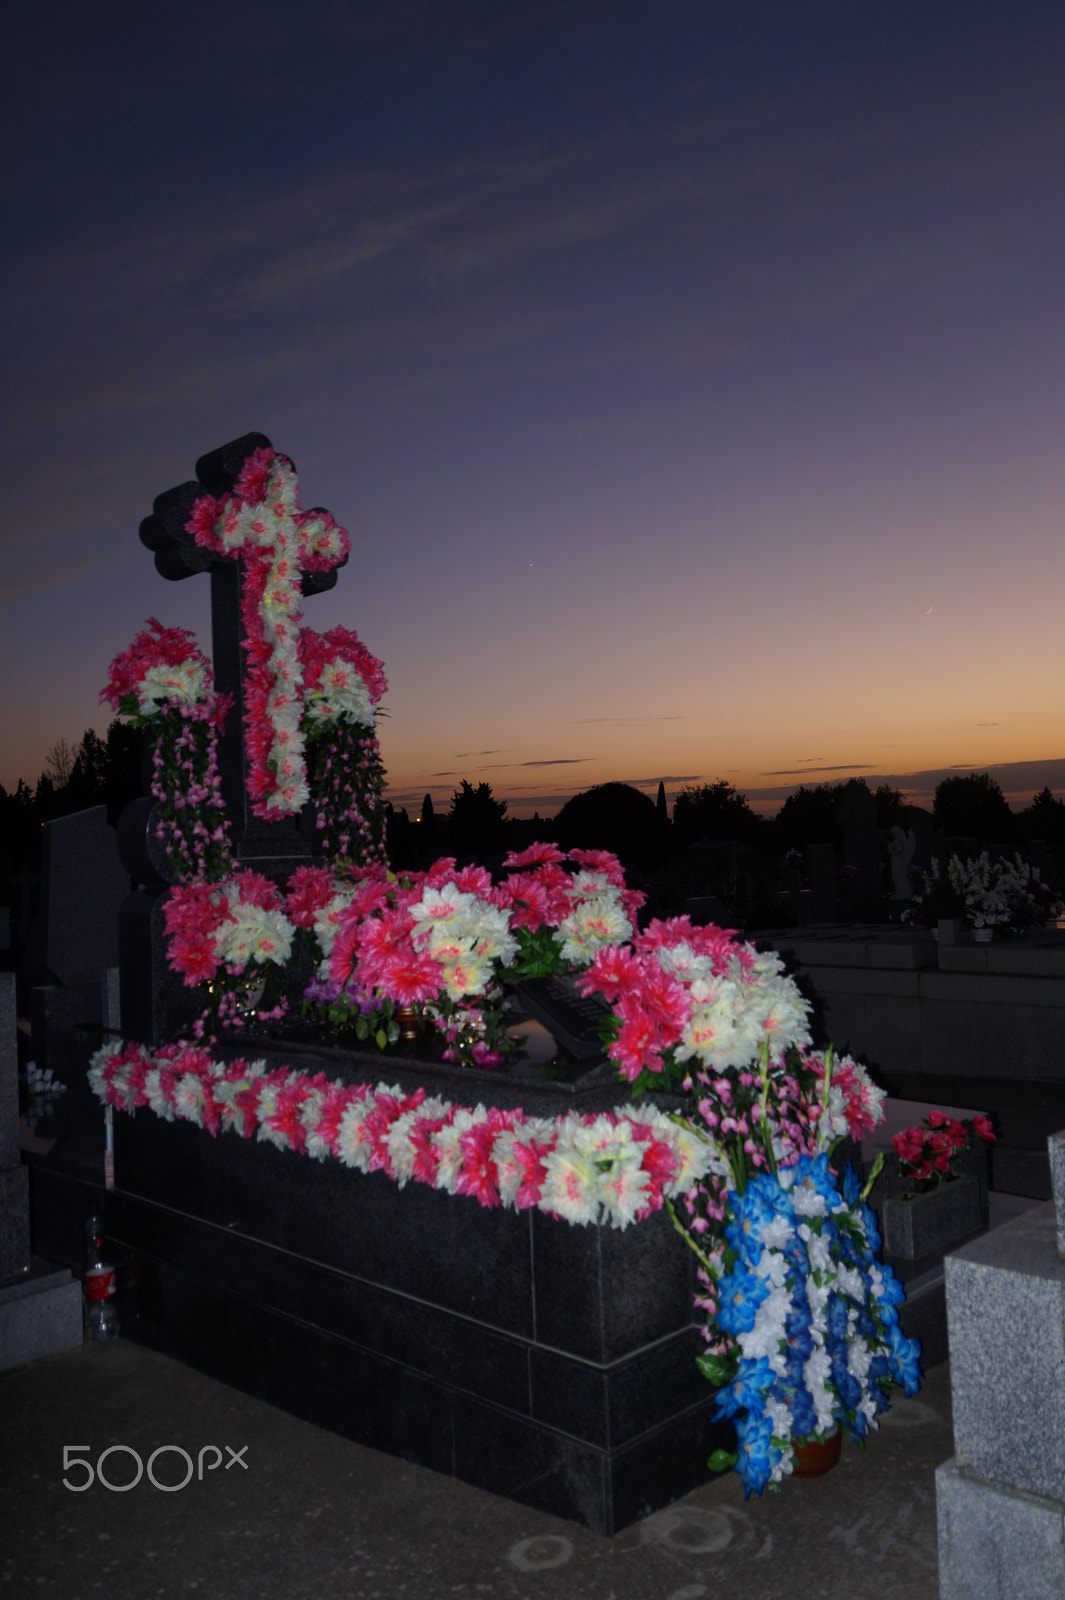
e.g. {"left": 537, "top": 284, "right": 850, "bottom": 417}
{"left": 101, "top": 618, "right": 233, "bottom": 883}
{"left": 163, "top": 870, "right": 296, "bottom": 1037}
{"left": 298, "top": 625, "right": 388, "bottom": 865}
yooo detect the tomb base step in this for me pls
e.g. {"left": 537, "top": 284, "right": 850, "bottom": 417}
{"left": 27, "top": 1160, "right": 730, "bottom": 1534}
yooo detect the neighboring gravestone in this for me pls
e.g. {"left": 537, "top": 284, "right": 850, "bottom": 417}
{"left": 0, "top": 971, "right": 82, "bottom": 1369}
{"left": 908, "top": 805, "right": 934, "bottom": 873}
{"left": 41, "top": 807, "right": 129, "bottom": 985}
{"left": 937, "top": 1129, "right": 1065, "bottom": 1596}
{"left": 835, "top": 782, "right": 883, "bottom": 918}
{"left": 0, "top": 972, "right": 28, "bottom": 1279}
{"left": 805, "top": 842, "right": 840, "bottom": 921}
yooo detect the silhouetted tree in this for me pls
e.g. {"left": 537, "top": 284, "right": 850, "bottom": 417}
{"left": 448, "top": 781, "right": 507, "bottom": 859}
{"left": 673, "top": 780, "right": 763, "bottom": 848}
{"left": 1017, "top": 787, "right": 1065, "bottom": 845}
{"left": 874, "top": 785, "right": 909, "bottom": 830}
{"left": 421, "top": 793, "right": 435, "bottom": 828}
{"left": 773, "top": 783, "right": 845, "bottom": 849}
{"left": 65, "top": 728, "right": 108, "bottom": 811}
{"left": 105, "top": 719, "right": 144, "bottom": 825}
{"left": 554, "top": 782, "right": 666, "bottom": 868}
{"left": 385, "top": 803, "right": 416, "bottom": 871}
{"left": 43, "top": 738, "right": 75, "bottom": 786}
{"left": 656, "top": 782, "right": 667, "bottom": 823}
{"left": 934, "top": 772, "right": 1013, "bottom": 844}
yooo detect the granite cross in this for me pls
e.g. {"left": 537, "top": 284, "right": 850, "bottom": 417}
{"left": 138, "top": 432, "right": 348, "bottom": 874}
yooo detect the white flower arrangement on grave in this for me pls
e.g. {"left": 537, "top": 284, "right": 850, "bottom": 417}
{"left": 905, "top": 851, "right": 1063, "bottom": 933}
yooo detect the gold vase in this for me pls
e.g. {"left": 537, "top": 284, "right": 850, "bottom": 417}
{"left": 394, "top": 1005, "right": 422, "bottom": 1041}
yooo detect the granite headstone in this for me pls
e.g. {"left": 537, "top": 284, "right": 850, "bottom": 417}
{"left": 0, "top": 970, "right": 82, "bottom": 1368}
{"left": 41, "top": 806, "right": 129, "bottom": 985}
{"left": 937, "top": 1177, "right": 1065, "bottom": 1595}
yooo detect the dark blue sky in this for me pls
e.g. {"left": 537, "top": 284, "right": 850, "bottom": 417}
{"left": 4, "top": 2, "right": 1065, "bottom": 812}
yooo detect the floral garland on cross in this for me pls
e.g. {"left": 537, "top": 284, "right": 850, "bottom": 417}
{"left": 185, "top": 447, "right": 350, "bottom": 818}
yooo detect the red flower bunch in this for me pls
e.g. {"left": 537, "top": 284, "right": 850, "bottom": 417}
{"left": 893, "top": 1108, "right": 995, "bottom": 1186}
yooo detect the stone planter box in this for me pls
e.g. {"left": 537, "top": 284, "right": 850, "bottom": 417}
{"left": 882, "top": 1174, "right": 981, "bottom": 1260}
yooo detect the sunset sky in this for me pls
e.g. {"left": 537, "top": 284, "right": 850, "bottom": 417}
{"left": 3, "top": 2, "right": 1064, "bottom": 818}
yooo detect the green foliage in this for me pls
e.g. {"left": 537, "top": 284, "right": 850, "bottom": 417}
{"left": 507, "top": 924, "right": 567, "bottom": 980}
{"left": 696, "top": 1350, "right": 738, "bottom": 1387}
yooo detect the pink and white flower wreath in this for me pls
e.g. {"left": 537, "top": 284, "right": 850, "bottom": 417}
{"left": 186, "top": 447, "right": 350, "bottom": 818}
{"left": 88, "top": 1041, "right": 718, "bottom": 1231}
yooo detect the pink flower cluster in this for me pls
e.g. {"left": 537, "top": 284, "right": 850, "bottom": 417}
{"left": 101, "top": 617, "right": 217, "bottom": 719}
{"left": 324, "top": 859, "right": 512, "bottom": 1007}
{"left": 576, "top": 915, "right": 805, "bottom": 1082}
{"left": 893, "top": 1108, "right": 995, "bottom": 1184}
{"left": 88, "top": 1041, "right": 715, "bottom": 1229}
{"left": 164, "top": 870, "right": 291, "bottom": 985}
{"left": 299, "top": 625, "right": 387, "bottom": 711}
{"left": 498, "top": 842, "right": 644, "bottom": 937}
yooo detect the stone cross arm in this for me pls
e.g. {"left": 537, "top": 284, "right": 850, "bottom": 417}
{"left": 138, "top": 431, "right": 347, "bottom": 595}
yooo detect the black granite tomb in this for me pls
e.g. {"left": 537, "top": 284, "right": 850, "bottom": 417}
{"left": 28, "top": 1033, "right": 731, "bottom": 1533}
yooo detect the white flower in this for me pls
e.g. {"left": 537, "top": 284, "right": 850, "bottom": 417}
{"left": 554, "top": 891, "right": 633, "bottom": 967}
{"left": 172, "top": 1074, "right": 205, "bottom": 1126}
{"left": 803, "top": 1345, "right": 836, "bottom": 1434}
{"left": 137, "top": 659, "right": 209, "bottom": 712}
{"left": 432, "top": 1108, "right": 483, "bottom": 1195}
{"left": 798, "top": 1222, "right": 833, "bottom": 1275}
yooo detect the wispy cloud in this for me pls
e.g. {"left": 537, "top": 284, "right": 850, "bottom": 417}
{"left": 762, "top": 764, "right": 874, "bottom": 776}
{"left": 519, "top": 757, "right": 590, "bottom": 767}
{"left": 572, "top": 715, "right": 686, "bottom": 725}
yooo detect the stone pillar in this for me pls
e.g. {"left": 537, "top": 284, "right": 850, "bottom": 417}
{"left": 0, "top": 972, "right": 29, "bottom": 1280}
{"left": 0, "top": 972, "right": 82, "bottom": 1370}
{"left": 936, "top": 1127, "right": 1065, "bottom": 1595}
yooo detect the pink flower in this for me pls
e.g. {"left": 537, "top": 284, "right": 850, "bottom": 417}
{"left": 286, "top": 865, "right": 336, "bottom": 928}
{"left": 502, "top": 842, "right": 567, "bottom": 870}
